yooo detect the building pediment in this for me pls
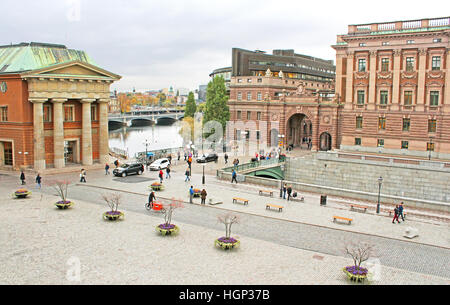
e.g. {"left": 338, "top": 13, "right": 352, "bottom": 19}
{"left": 20, "top": 61, "right": 121, "bottom": 81}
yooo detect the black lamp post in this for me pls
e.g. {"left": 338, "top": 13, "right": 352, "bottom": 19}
{"left": 279, "top": 163, "right": 285, "bottom": 198}
{"left": 202, "top": 164, "right": 205, "bottom": 185}
{"left": 376, "top": 176, "right": 383, "bottom": 214}
{"left": 428, "top": 137, "right": 433, "bottom": 161}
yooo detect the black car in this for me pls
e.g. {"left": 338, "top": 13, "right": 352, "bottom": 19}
{"left": 113, "top": 163, "right": 144, "bottom": 177}
{"left": 196, "top": 153, "right": 218, "bottom": 163}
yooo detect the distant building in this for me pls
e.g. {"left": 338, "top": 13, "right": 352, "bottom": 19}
{"left": 198, "top": 85, "right": 207, "bottom": 102}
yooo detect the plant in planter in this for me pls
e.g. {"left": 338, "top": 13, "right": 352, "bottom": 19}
{"left": 155, "top": 198, "right": 183, "bottom": 236}
{"left": 150, "top": 182, "right": 165, "bottom": 191}
{"left": 343, "top": 242, "right": 374, "bottom": 283}
{"left": 192, "top": 188, "right": 201, "bottom": 197}
{"left": 215, "top": 213, "right": 240, "bottom": 250}
{"left": 13, "top": 188, "right": 31, "bottom": 199}
{"left": 52, "top": 180, "right": 73, "bottom": 209}
{"left": 102, "top": 193, "right": 124, "bottom": 221}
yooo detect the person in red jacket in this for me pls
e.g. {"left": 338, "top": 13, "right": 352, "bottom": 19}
{"left": 392, "top": 205, "right": 400, "bottom": 224}
{"left": 159, "top": 169, "right": 163, "bottom": 183}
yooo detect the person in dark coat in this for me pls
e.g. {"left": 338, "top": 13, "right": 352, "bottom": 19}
{"left": 166, "top": 165, "right": 171, "bottom": 179}
{"left": 148, "top": 191, "right": 156, "bottom": 209}
{"left": 231, "top": 169, "right": 238, "bottom": 184}
{"left": 20, "top": 171, "right": 26, "bottom": 185}
{"left": 283, "top": 183, "right": 287, "bottom": 199}
{"left": 398, "top": 202, "right": 405, "bottom": 222}
{"left": 200, "top": 189, "right": 207, "bottom": 205}
{"left": 287, "top": 185, "right": 292, "bottom": 201}
{"left": 35, "top": 173, "right": 42, "bottom": 189}
{"left": 392, "top": 205, "right": 400, "bottom": 224}
{"left": 185, "top": 168, "right": 190, "bottom": 182}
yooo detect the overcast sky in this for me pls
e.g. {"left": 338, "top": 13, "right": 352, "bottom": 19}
{"left": 1, "top": 0, "right": 447, "bottom": 92}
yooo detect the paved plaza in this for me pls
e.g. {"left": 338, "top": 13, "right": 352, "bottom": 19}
{"left": 0, "top": 157, "right": 449, "bottom": 284}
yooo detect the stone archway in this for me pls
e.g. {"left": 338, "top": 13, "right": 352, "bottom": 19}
{"left": 286, "top": 113, "right": 312, "bottom": 149}
{"left": 319, "top": 132, "right": 332, "bottom": 151}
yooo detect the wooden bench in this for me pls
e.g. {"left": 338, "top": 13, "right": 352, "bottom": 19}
{"left": 266, "top": 204, "right": 283, "bottom": 212}
{"left": 333, "top": 216, "right": 353, "bottom": 225}
{"left": 350, "top": 204, "right": 369, "bottom": 213}
{"left": 259, "top": 190, "right": 273, "bottom": 197}
{"left": 232, "top": 197, "right": 249, "bottom": 205}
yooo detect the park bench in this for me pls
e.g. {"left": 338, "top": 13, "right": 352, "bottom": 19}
{"left": 266, "top": 204, "right": 283, "bottom": 212}
{"left": 333, "top": 216, "right": 353, "bottom": 225}
{"left": 259, "top": 189, "right": 273, "bottom": 197}
{"left": 232, "top": 197, "right": 249, "bottom": 205}
{"left": 350, "top": 204, "right": 369, "bottom": 213}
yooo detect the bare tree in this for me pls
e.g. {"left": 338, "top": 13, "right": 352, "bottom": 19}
{"left": 161, "top": 198, "right": 184, "bottom": 226}
{"left": 101, "top": 193, "right": 122, "bottom": 212}
{"left": 217, "top": 213, "right": 240, "bottom": 238}
{"left": 344, "top": 242, "right": 374, "bottom": 268}
{"left": 52, "top": 180, "right": 70, "bottom": 203}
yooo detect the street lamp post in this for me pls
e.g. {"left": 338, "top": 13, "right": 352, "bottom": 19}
{"left": 376, "top": 176, "right": 383, "bottom": 214}
{"left": 202, "top": 164, "right": 205, "bottom": 185}
{"left": 278, "top": 134, "right": 285, "bottom": 153}
{"left": 279, "top": 163, "right": 285, "bottom": 198}
{"left": 428, "top": 137, "right": 433, "bottom": 161}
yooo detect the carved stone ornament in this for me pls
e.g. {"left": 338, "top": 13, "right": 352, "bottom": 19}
{"left": 419, "top": 48, "right": 427, "bottom": 56}
{"left": 393, "top": 50, "right": 402, "bottom": 57}
{"left": 354, "top": 72, "right": 369, "bottom": 79}
{"left": 297, "top": 84, "right": 305, "bottom": 95}
{"left": 265, "top": 68, "right": 273, "bottom": 77}
{"left": 377, "top": 72, "right": 392, "bottom": 79}
{"left": 401, "top": 71, "right": 417, "bottom": 79}
{"left": 279, "top": 70, "right": 284, "bottom": 78}
{"left": 427, "top": 71, "right": 445, "bottom": 79}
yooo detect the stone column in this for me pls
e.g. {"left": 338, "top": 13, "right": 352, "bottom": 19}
{"left": 367, "top": 51, "right": 377, "bottom": 109}
{"left": 345, "top": 52, "right": 354, "bottom": 109}
{"left": 98, "top": 99, "right": 110, "bottom": 163}
{"left": 416, "top": 48, "right": 428, "bottom": 110}
{"left": 51, "top": 99, "right": 67, "bottom": 168}
{"left": 30, "top": 99, "right": 47, "bottom": 171}
{"left": 81, "top": 99, "right": 95, "bottom": 165}
{"left": 391, "top": 50, "right": 402, "bottom": 110}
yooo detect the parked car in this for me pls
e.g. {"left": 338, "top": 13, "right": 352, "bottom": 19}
{"left": 113, "top": 163, "right": 144, "bottom": 177}
{"left": 196, "top": 153, "right": 218, "bottom": 163}
{"left": 149, "top": 158, "right": 170, "bottom": 170}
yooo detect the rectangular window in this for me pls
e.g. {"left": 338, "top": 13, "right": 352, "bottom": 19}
{"left": 355, "top": 138, "right": 361, "bottom": 145}
{"left": 3, "top": 142, "right": 13, "bottom": 165}
{"left": 235, "top": 129, "right": 241, "bottom": 140}
{"left": 357, "top": 90, "right": 365, "bottom": 104}
{"left": 257, "top": 92, "right": 262, "bottom": 101}
{"left": 256, "top": 131, "right": 260, "bottom": 140}
{"left": 427, "top": 142, "right": 435, "bottom": 152}
{"left": 430, "top": 91, "right": 439, "bottom": 106}
{"left": 407, "top": 40, "right": 415, "bottom": 44}
{"left": 401, "top": 141, "right": 409, "bottom": 149}
{"left": 237, "top": 92, "right": 242, "bottom": 101}
{"left": 64, "top": 105, "right": 75, "bottom": 122}
{"left": 378, "top": 117, "right": 386, "bottom": 130}
{"left": 247, "top": 92, "right": 251, "bottom": 101}
{"left": 43, "top": 105, "right": 52, "bottom": 122}
{"left": 91, "top": 105, "right": 97, "bottom": 121}
{"left": 404, "top": 91, "right": 413, "bottom": 105}
{"left": 257, "top": 78, "right": 262, "bottom": 83}
{"left": 236, "top": 111, "right": 241, "bottom": 120}
{"left": 256, "top": 112, "right": 261, "bottom": 120}
{"left": 380, "top": 90, "right": 388, "bottom": 104}
{"left": 356, "top": 116, "right": 363, "bottom": 129}
{"left": 402, "top": 118, "right": 410, "bottom": 131}
{"left": 237, "top": 79, "right": 242, "bottom": 83}
{"left": 381, "top": 58, "right": 389, "bottom": 72}
{"left": 247, "top": 78, "right": 252, "bottom": 83}
{"left": 432, "top": 56, "right": 441, "bottom": 70}
{"left": 433, "top": 38, "right": 441, "bottom": 43}
{"left": 428, "top": 119, "right": 436, "bottom": 133}
{"left": 377, "top": 139, "right": 384, "bottom": 147}
{"left": 359, "top": 43, "right": 366, "bottom": 47}
{"left": 358, "top": 58, "right": 366, "bottom": 72}
{"left": 406, "top": 57, "right": 414, "bottom": 71}
{"left": 382, "top": 42, "right": 390, "bottom": 46}
{"left": 246, "top": 111, "right": 251, "bottom": 120}
{"left": 0, "top": 106, "right": 7, "bottom": 121}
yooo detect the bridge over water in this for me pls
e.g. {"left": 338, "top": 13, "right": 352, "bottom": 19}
{"left": 219, "top": 158, "right": 285, "bottom": 180}
{"left": 109, "top": 109, "right": 185, "bottom": 128}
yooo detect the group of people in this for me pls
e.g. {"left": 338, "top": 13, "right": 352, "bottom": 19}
{"left": 392, "top": 202, "right": 406, "bottom": 224}
{"left": 19, "top": 171, "right": 42, "bottom": 188}
{"left": 282, "top": 183, "right": 297, "bottom": 201}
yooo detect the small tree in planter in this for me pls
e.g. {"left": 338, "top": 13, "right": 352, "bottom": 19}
{"left": 52, "top": 180, "right": 73, "bottom": 209}
{"left": 155, "top": 198, "right": 184, "bottom": 235}
{"left": 343, "top": 242, "right": 374, "bottom": 283}
{"left": 102, "top": 193, "right": 124, "bottom": 221}
{"left": 215, "top": 213, "right": 240, "bottom": 250}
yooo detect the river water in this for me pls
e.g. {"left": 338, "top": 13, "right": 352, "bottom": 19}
{"left": 109, "top": 123, "right": 184, "bottom": 158}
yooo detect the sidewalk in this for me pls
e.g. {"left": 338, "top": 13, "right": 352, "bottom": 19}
{"left": 79, "top": 168, "right": 450, "bottom": 249}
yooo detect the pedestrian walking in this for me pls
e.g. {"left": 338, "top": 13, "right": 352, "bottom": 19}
{"left": 184, "top": 152, "right": 187, "bottom": 161}
{"left": 166, "top": 165, "right": 171, "bottom": 179}
{"left": 148, "top": 191, "right": 156, "bottom": 209}
{"left": 177, "top": 151, "right": 180, "bottom": 161}
{"left": 189, "top": 185, "right": 194, "bottom": 204}
{"left": 231, "top": 169, "right": 238, "bottom": 184}
{"left": 20, "top": 171, "right": 26, "bottom": 185}
{"left": 35, "top": 173, "right": 42, "bottom": 189}
{"left": 398, "top": 202, "right": 405, "bottom": 222}
{"left": 114, "top": 159, "right": 119, "bottom": 168}
{"left": 105, "top": 163, "right": 110, "bottom": 175}
{"left": 200, "top": 189, "right": 207, "bottom": 205}
{"left": 159, "top": 169, "right": 164, "bottom": 183}
{"left": 168, "top": 154, "right": 172, "bottom": 164}
{"left": 185, "top": 168, "right": 191, "bottom": 182}
{"left": 283, "top": 183, "right": 287, "bottom": 199}
{"left": 80, "top": 169, "right": 86, "bottom": 183}
{"left": 224, "top": 153, "right": 228, "bottom": 164}
{"left": 287, "top": 185, "right": 292, "bottom": 201}
{"left": 392, "top": 205, "right": 401, "bottom": 224}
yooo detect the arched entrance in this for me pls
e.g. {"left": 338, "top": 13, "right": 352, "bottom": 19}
{"left": 319, "top": 132, "right": 332, "bottom": 151}
{"left": 286, "top": 113, "right": 312, "bottom": 150}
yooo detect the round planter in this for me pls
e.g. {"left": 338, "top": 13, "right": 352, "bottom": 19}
{"left": 215, "top": 237, "right": 240, "bottom": 250}
{"left": 343, "top": 266, "right": 369, "bottom": 283}
{"left": 13, "top": 190, "right": 31, "bottom": 199}
{"left": 193, "top": 189, "right": 201, "bottom": 197}
{"left": 150, "top": 184, "right": 164, "bottom": 191}
{"left": 55, "top": 201, "right": 74, "bottom": 209}
{"left": 155, "top": 223, "right": 179, "bottom": 236}
{"left": 103, "top": 211, "right": 124, "bottom": 221}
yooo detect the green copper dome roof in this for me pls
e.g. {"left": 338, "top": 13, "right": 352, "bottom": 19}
{"left": 0, "top": 42, "right": 97, "bottom": 74}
